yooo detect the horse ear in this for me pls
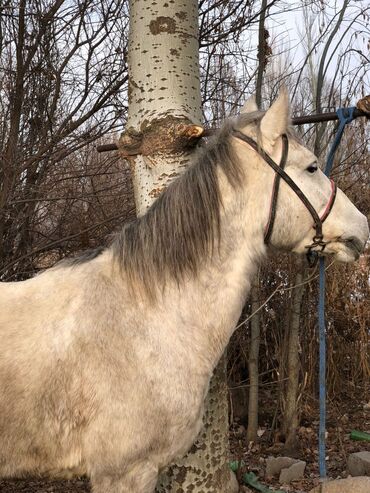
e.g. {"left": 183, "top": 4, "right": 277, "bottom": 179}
{"left": 241, "top": 96, "right": 258, "bottom": 114}
{"left": 260, "top": 87, "right": 290, "bottom": 143}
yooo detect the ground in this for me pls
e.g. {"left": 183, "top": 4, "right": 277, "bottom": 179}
{"left": 0, "top": 479, "right": 89, "bottom": 493}
{"left": 0, "top": 398, "right": 369, "bottom": 492}
{"left": 231, "top": 394, "right": 370, "bottom": 492}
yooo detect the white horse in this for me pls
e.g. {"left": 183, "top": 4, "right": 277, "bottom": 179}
{"left": 0, "top": 91, "right": 368, "bottom": 492}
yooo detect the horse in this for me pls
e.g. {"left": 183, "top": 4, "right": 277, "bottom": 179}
{"left": 0, "top": 90, "right": 368, "bottom": 492}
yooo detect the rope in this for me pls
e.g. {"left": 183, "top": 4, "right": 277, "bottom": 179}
{"left": 318, "top": 106, "right": 355, "bottom": 478}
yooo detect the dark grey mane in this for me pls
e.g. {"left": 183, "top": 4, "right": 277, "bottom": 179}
{"left": 59, "top": 112, "right": 269, "bottom": 295}
{"left": 112, "top": 115, "right": 258, "bottom": 297}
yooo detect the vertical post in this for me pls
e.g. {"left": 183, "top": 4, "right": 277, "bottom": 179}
{"left": 318, "top": 257, "right": 326, "bottom": 478}
{"left": 318, "top": 106, "right": 355, "bottom": 479}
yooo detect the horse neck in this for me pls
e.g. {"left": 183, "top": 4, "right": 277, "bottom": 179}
{"left": 163, "top": 171, "right": 267, "bottom": 371}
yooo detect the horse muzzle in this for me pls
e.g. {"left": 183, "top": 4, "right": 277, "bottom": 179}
{"left": 342, "top": 236, "right": 366, "bottom": 259}
{"left": 322, "top": 233, "right": 368, "bottom": 262}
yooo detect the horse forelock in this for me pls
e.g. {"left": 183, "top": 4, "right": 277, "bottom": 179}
{"left": 112, "top": 119, "right": 246, "bottom": 300}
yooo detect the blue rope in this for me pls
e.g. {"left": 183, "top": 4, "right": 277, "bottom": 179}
{"left": 318, "top": 256, "right": 326, "bottom": 478}
{"left": 324, "top": 107, "right": 356, "bottom": 175}
{"left": 318, "top": 106, "right": 355, "bottom": 478}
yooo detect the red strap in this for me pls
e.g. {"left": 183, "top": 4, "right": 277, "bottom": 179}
{"left": 320, "top": 179, "right": 337, "bottom": 222}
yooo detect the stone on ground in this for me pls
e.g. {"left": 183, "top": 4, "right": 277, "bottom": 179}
{"left": 265, "top": 456, "right": 306, "bottom": 483}
{"left": 279, "top": 460, "right": 306, "bottom": 483}
{"left": 347, "top": 451, "right": 370, "bottom": 476}
{"left": 228, "top": 470, "right": 240, "bottom": 493}
{"left": 266, "top": 457, "right": 296, "bottom": 477}
{"left": 309, "top": 476, "right": 370, "bottom": 492}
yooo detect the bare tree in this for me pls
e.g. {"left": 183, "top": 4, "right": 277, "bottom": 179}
{"left": 0, "top": 0, "right": 129, "bottom": 278}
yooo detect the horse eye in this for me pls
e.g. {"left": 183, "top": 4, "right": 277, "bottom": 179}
{"left": 307, "top": 164, "right": 318, "bottom": 174}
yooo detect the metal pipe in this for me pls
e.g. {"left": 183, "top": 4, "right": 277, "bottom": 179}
{"left": 97, "top": 143, "right": 119, "bottom": 152}
{"left": 291, "top": 107, "right": 367, "bottom": 125}
{"left": 97, "top": 104, "right": 369, "bottom": 153}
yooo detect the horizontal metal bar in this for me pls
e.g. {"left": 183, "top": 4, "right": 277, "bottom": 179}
{"left": 291, "top": 107, "right": 367, "bottom": 125}
{"left": 97, "top": 106, "right": 369, "bottom": 153}
{"left": 97, "top": 143, "right": 119, "bottom": 152}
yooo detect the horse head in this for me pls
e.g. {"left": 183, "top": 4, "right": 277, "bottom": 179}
{"left": 233, "top": 89, "right": 369, "bottom": 263}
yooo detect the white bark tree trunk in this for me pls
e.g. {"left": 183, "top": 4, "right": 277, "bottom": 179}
{"left": 119, "top": 1, "right": 238, "bottom": 491}
{"left": 121, "top": 0, "right": 202, "bottom": 215}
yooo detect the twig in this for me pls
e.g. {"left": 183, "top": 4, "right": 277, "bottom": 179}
{"left": 235, "top": 259, "right": 335, "bottom": 330}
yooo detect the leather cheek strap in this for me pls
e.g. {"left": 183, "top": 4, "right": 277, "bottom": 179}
{"left": 263, "top": 134, "right": 289, "bottom": 243}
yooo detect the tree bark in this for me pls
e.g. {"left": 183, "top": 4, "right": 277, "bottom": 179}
{"left": 282, "top": 260, "right": 305, "bottom": 454}
{"left": 247, "top": 0, "right": 269, "bottom": 442}
{"left": 157, "top": 355, "right": 238, "bottom": 492}
{"left": 121, "top": 0, "right": 203, "bottom": 214}
{"left": 120, "top": 1, "right": 237, "bottom": 491}
{"left": 255, "top": 0, "right": 269, "bottom": 107}
{"left": 246, "top": 279, "right": 261, "bottom": 442}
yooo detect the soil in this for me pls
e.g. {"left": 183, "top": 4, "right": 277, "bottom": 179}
{"left": 0, "top": 398, "right": 369, "bottom": 492}
{"left": 230, "top": 395, "right": 370, "bottom": 492}
{"left": 0, "top": 478, "right": 90, "bottom": 493}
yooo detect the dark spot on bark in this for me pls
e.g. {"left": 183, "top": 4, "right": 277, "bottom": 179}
{"left": 189, "top": 441, "right": 206, "bottom": 454}
{"left": 178, "top": 31, "right": 194, "bottom": 44}
{"left": 175, "top": 11, "right": 187, "bottom": 20}
{"left": 175, "top": 466, "right": 187, "bottom": 484}
{"left": 149, "top": 16, "right": 176, "bottom": 35}
{"left": 149, "top": 186, "right": 166, "bottom": 199}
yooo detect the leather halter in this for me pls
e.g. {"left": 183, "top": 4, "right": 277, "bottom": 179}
{"left": 232, "top": 129, "right": 337, "bottom": 265}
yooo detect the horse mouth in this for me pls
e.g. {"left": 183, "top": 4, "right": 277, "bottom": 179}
{"left": 339, "top": 236, "right": 364, "bottom": 259}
